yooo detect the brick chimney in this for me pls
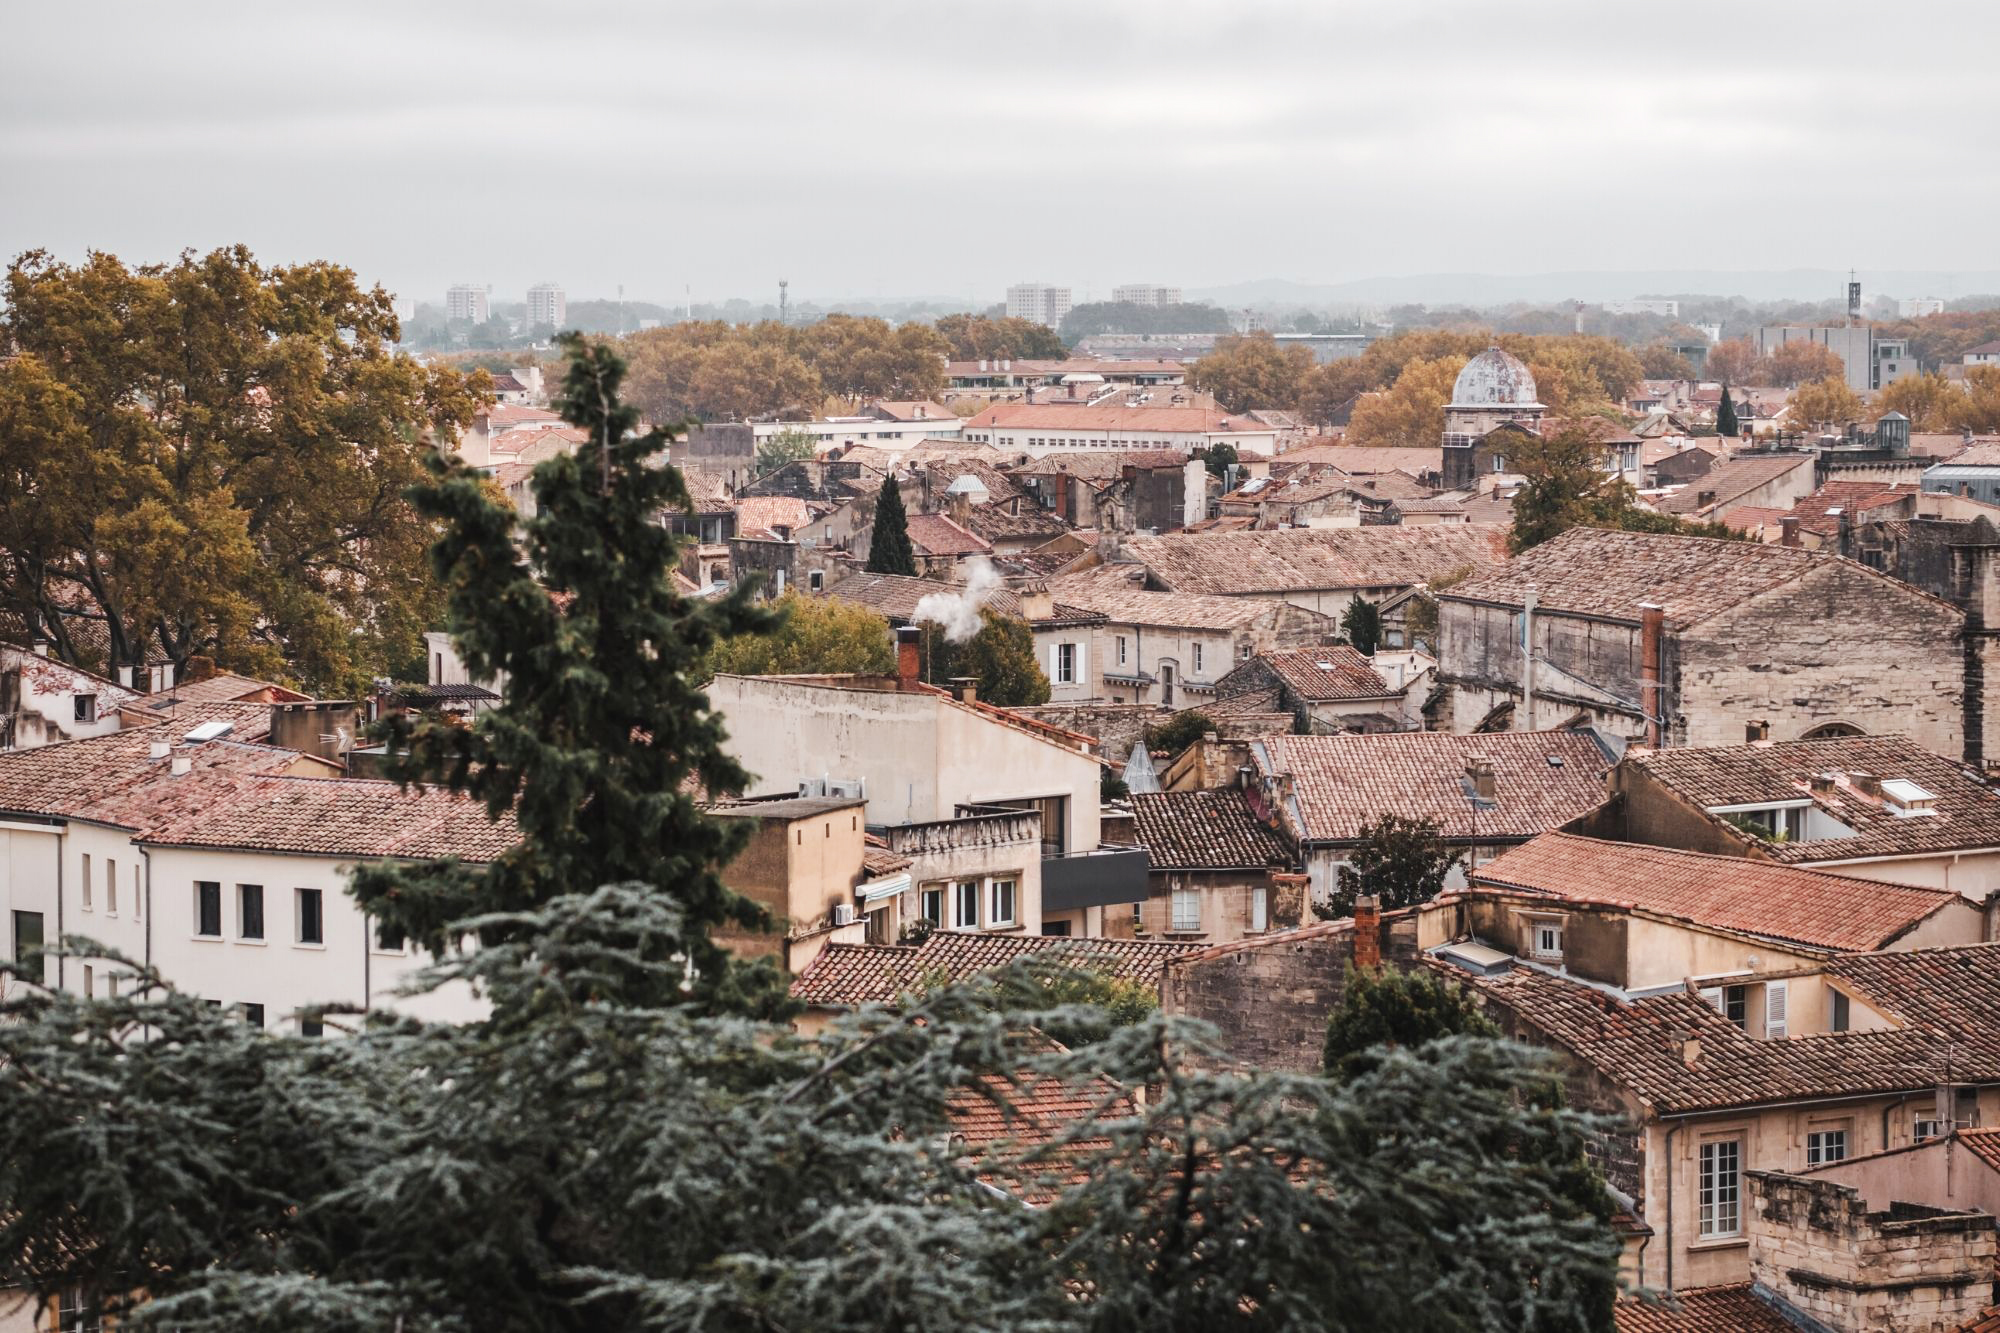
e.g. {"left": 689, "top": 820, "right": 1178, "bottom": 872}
{"left": 895, "top": 625, "right": 921, "bottom": 690}
{"left": 1852, "top": 771, "right": 1882, "bottom": 799}
{"left": 1638, "top": 602, "right": 1666, "bottom": 748}
{"left": 1351, "top": 894, "right": 1381, "bottom": 968}
{"left": 1464, "top": 755, "right": 1497, "bottom": 801}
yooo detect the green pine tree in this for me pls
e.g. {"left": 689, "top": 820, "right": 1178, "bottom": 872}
{"left": 867, "top": 474, "right": 916, "bottom": 574}
{"left": 1717, "top": 384, "right": 1740, "bottom": 437}
{"left": 353, "top": 333, "right": 789, "bottom": 1017}
{"left": 1340, "top": 596, "right": 1381, "bottom": 656}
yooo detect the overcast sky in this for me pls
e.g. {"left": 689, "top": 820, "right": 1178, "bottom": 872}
{"left": 4, "top": 1, "right": 1997, "bottom": 308}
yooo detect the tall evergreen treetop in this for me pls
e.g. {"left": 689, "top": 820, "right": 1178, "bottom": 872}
{"left": 1716, "top": 384, "right": 1739, "bottom": 437}
{"left": 353, "top": 335, "right": 785, "bottom": 1015}
{"left": 867, "top": 473, "right": 916, "bottom": 575}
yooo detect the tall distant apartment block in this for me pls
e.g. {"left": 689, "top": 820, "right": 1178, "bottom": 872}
{"left": 527, "top": 283, "right": 567, "bottom": 329}
{"left": 1006, "top": 283, "right": 1073, "bottom": 328}
{"left": 1111, "top": 284, "right": 1182, "bottom": 307}
{"left": 446, "top": 284, "right": 490, "bottom": 323}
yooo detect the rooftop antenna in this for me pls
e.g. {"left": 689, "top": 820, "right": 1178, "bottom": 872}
{"left": 779, "top": 278, "right": 789, "bottom": 325}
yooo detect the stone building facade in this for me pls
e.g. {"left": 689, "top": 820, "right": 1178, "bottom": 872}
{"left": 1441, "top": 346, "right": 1545, "bottom": 491}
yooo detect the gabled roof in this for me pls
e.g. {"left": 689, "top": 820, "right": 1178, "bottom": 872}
{"left": 1258, "top": 728, "right": 1612, "bottom": 843}
{"left": 1045, "top": 568, "right": 1293, "bottom": 632}
{"left": 137, "top": 672, "right": 309, "bottom": 707}
{"left": 1123, "top": 524, "right": 1510, "bottom": 597}
{"left": 791, "top": 931, "right": 1201, "bottom": 1006}
{"left": 1472, "top": 832, "right": 1959, "bottom": 953}
{"left": 1273, "top": 443, "right": 1444, "bottom": 475}
{"left": 1247, "top": 646, "right": 1395, "bottom": 703}
{"left": 819, "top": 571, "right": 1025, "bottom": 622}
{"left": 1129, "top": 789, "right": 1292, "bottom": 871}
{"left": 1615, "top": 1284, "right": 1795, "bottom": 1332}
{"left": 1654, "top": 452, "right": 1814, "bottom": 515}
{"left": 1629, "top": 735, "right": 2000, "bottom": 863}
{"left": 1442, "top": 528, "right": 1906, "bottom": 631}
{"left": 905, "top": 512, "right": 992, "bottom": 557}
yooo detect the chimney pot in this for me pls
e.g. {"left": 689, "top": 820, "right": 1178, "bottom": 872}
{"left": 1351, "top": 894, "right": 1381, "bottom": 969}
{"left": 149, "top": 740, "right": 170, "bottom": 760}
{"left": 170, "top": 755, "right": 191, "bottom": 777}
{"left": 950, "top": 676, "right": 978, "bottom": 704}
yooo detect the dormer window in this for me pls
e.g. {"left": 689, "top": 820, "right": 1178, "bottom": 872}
{"left": 1881, "top": 779, "right": 1937, "bottom": 817}
{"left": 1530, "top": 920, "right": 1563, "bottom": 961}
{"left": 1710, "top": 800, "right": 1808, "bottom": 843}
{"left": 73, "top": 694, "right": 97, "bottom": 724}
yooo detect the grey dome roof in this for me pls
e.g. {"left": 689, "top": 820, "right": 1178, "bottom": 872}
{"left": 1450, "top": 346, "right": 1542, "bottom": 409}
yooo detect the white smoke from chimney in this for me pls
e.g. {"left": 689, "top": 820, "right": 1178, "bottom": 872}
{"left": 913, "top": 557, "right": 1001, "bottom": 643}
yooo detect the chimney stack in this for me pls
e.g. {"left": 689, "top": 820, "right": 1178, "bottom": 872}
{"left": 1779, "top": 515, "right": 1801, "bottom": 547}
{"left": 1638, "top": 603, "right": 1666, "bottom": 748}
{"left": 1697, "top": 489, "right": 1718, "bottom": 510}
{"left": 1852, "top": 771, "right": 1882, "bottom": 799}
{"left": 1809, "top": 772, "right": 1836, "bottom": 794}
{"left": 1746, "top": 719, "right": 1770, "bottom": 743}
{"left": 169, "top": 755, "right": 191, "bottom": 777}
{"left": 1464, "top": 755, "right": 1497, "bottom": 801}
{"left": 895, "top": 625, "right": 921, "bottom": 690}
{"left": 1351, "top": 894, "right": 1381, "bottom": 969}
{"left": 148, "top": 740, "right": 171, "bottom": 760}
{"left": 950, "top": 676, "right": 978, "bottom": 704}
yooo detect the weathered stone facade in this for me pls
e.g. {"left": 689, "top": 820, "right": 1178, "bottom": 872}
{"left": 1747, "top": 1172, "right": 1996, "bottom": 1332}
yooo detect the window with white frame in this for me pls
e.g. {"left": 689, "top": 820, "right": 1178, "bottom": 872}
{"left": 1192, "top": 641, "right": 1204, "bottom": 674}
{"left": 988, "top": 878, "right": 1016, "bottom": 927}
{"left": 952, "top": 880, "right": 980, "bottom": 929}
{"left": 1698, "top": 1139, "right": 1741, "bottom": 1237}
{"left": 1056, "top": 642, "right": 1077, "bottom": 685}
{"left": 922, "top": 886, "right": 944, "bottom": 926}
{"left": 1530, "top": 919, "right": 1563, "bottom": 960}
{"left": 1806, "top": 1129, "right": 1847, "bottom": 1166}
{"left": 105, "top": 859, "right": 117, "bottom": 915}
{"left": 80, "top": 853, "right": 92, "bottom": 910}
{"left": 1915, "top": 1116, "right": 1945, "bottom": 1143}
{"left": 1251, "top": 886, "right": 1268, "bottom": 932}
{"left": 1116, "top": 635, "right": 1127, "bottom": 666}
{"left": 1171, "top": 887, "right": 1201, "bottom": 932}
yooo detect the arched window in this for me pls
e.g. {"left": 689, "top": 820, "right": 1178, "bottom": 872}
{"left": 1801, "top": 722, "right": 1864, "bottom": 740}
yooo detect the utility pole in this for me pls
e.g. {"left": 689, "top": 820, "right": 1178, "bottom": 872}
{"left": 1521, "top": 585, "right": 1536, "bottom": 732}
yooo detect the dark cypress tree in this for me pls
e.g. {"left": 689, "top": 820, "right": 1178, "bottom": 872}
{"left": 353, "top": 334, "right": 789, "bottom": 1016}
{"left": 867, "top": 473, "right": 916, "bottom": 574}
{"left": 1716, "top": 384, "right": 1739, "bottom": 437}
{"left": 1340, "top": 596, "right": 1381, "bottom": 656}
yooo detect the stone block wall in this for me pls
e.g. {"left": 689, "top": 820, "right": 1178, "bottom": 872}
{"left": 1747, "top": 1171, "right": 1996, "bottom": 1332}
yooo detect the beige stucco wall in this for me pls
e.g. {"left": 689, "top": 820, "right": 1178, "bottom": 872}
{"left": 1807, "top": 850, "right": 2000, "bottom": 904}
{"left": 1803, "top": 1137, "right": 2000, "bottom": 1218}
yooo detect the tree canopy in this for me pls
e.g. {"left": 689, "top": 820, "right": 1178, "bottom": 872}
{"left": 0, "top": 246, "right": 485, "bottom": 693}
{"left": 1341, "top": 597, "right": 1381, "bottom": 656}
{"left": 922, "top": 610, "right": 1051, "bottom": 706}
{"left": 935, "top": 313, "right": 1066, "bottom": 361}
{"left": 1509, "top": 425, "right": 1741, "bottom": 551}
{"left": 1323, "top": 963, "right": 1498, "bottom": 1079}
{"left": 1188, "top": 333, "right": 1315, "bottom": 411}
{"left": 621, "top": 314, "right": 948, "bottom": 423}
{"left": 866, "top": 474, "right": 916, "bottom": 574}
{"left": 1787, "top": 376, "right": 1866, "bottom": 434}
{"left": 699, "top": 591, "right": 896, "bottom": 681}
{"left": 1324, "top": 814, "right": 1462, "bottom": 917}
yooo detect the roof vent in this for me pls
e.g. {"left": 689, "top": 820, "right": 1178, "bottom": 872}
{"left": 169, "top": 755, "right": 192, "bottom": 777}
{"left": 148, "top": 740, "right": 171, "bottom": 760}
{"left": 184, "top": 720, "right": 236, "bottom": 743}
{"left": 1546, "top": 754, "right": 1564, "bottom": 768}
{"left": 1851, "top": 771, "right": 1883, "bottom": 799}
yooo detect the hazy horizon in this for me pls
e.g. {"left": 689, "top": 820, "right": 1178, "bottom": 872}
{"left": 6, "top": 1, "right": 1998, "bottom": 310}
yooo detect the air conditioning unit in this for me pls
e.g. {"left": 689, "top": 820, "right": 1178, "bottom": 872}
{"left": 832, "top": 904, "right": 856, "bottom": 927}
{"left": 827, "top": 778, "right": 866, "bottom": 799}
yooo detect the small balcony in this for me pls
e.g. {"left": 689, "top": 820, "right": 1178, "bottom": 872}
{"left": 1041, "top": 844, "right": 1150, "bottom": 913}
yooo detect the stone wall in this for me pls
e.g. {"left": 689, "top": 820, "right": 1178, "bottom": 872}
{"left": 1748, "top": 1171, "right": 1996, "bottom": 1332}
{"left": 1683, "top": 560, "right": 1964, "bottom": 757}
{"left": 1011, "top": 703, "right": 1172, "bottom": 763}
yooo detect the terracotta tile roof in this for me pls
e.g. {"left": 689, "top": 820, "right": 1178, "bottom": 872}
{"left": 1655, "top": 452, "right": 1814, "bottom": 514}
{"left": 1769, "top": 481, "right": 1919, "bottom": 540}
{"left": 1258, "top": 729, "right": 1612, "bottom": 843}
{"left": 1392, "top": 495, "right": 1470, "bottom": 515}
{"left": 113, "top": 698, "right": 277, "bottom": 740}
{"left": 0, "top": 713, "right": 275, "bottom": 820}
{"left": 819, "top": 571, "right": 1024, "bottom": 622}
{"left": 963, "top": 404, "right": 1274, "bottom": 435}
{"left": 1953, "top": 1306, "right": 2000, "bottom": 1333}
{"left": 1005, "top": 450, "right": 1190, "bottom": 482}
{"left": 1124, "top": 524, "right": 1510, "bottom": 597}
{"left": 791, "top": 930, "right": 1200, "bottom": 1006}
{"left": 1629, "top": 735, "right": 2000, "bottom": 863}
{"left": 962, "top": 503, "right": 1068, "bottom": 543}
{"left": 1642, "top": 439, "right": 1719, "bottom": 467}
{"left": 1448, "top": 952, "right": 1988, "bottom": 1116}
{"left": 1472, "top": 832, "right": 1958, "bottom": 952}
{"left": 1275, "top": 444, "right": 1444, "bottom": 476}
{"left": 1443, "top": 527, "right": 1848, "bottom": 630}
{"left": 1045, "top": 568, "right": 1286, "bottom": 631}
{"left": 1718, "top": 504, "right": 1788, "bottom": 534}
{"left": 1615, "top": 1285, "right": 1794, "bottom": 1332}
{"left": 1954, "top": 1128, "right": 2000, "bottom": 1175}
{"left": 486, "top": 404, "right": 564, "bottom": 427}
{"left": 948, "top": 1057, "right": 1139, "bottom": 1205}
{"left": 492, "top": 428, "right": 589, "bottom": 463}
{"left": 137, "top": 672, "right": 309, "bottom": 706}
{"left": 912, "top": 458, "right": 1025, "bottom": 504}
{"left": 1252, "top": 646, "right": 1394, "bottom": 702}
{"left": 1129, "top": 789, "right": 1293, "bottom": 871}
{"left": 870, "top": 400, "right": 956, "bottom": 422}
{"left": 905, "top": 512, "right": 992, "bottom": 557}
{"left": 731, "top": 496, "right": 824, "bottom": 536}
{"left": 136, "top": 772, "right": 516, "bottom": 861}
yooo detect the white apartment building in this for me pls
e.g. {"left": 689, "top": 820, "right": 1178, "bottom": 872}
{"left": 958, "top": 402, "right": 1280, "bottom": 459}
{"left": 446, "top": 284, "right": 490, "bottom": 323}
{"left": 1900, "top": 297, "right": 1947, "bottom": 318}
{"left": 1603, "top": 299, "right": 1680, "bottom": 317}
{"left": 1006, "top": 283, "right": 1073, "bottom": 328}
{"left": 526, "top": 283, "right": 567, "bottom": 329}
{"left": 0, "top": 711, "right": 503, "bottom": 1032}
{"left": 748, "top": 413, "right": 963, "bottom": 453}
{"left": 0, "top": 645, "right": 140, "bottom": 750}
{"left": 1111, "top": 284, "right": 1182, "bottom": 307}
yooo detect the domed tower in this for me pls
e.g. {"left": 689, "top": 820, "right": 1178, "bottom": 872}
{"left": 1442, "top": 346, "right": 1545, "bottom": 490}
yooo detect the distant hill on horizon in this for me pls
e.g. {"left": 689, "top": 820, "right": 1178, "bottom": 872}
{"left": 1186, "top": 270, "right": 2000, "bottom": 309}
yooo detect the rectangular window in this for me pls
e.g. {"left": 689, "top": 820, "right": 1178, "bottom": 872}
{"left": 238, "top": 884, "right": 264, "bottom": 940}
{"left": 1698, "top": 1140, "right": 1741, "bottom": 1237}
{"left": 301, "top": 1016, "right": 324, "bottom": 1038}
{"left": 194, "top": 882, "right": 222, "bottom": 938}
{"left": 74, "top": 694, "right": 97, "bottom": 724}
{"left": 1056, "top": 642, "right": 1077, "bottom": 685}
{"left": 296, "top": 888, "right": 324, "bottom": 945}
{"left": 1725, "top": 985, "right": 1748, "bottom": 1031}
{"left": 83, "top": 964, "right": 93, "bottom": 998}
{"left": 376, "top": 920, "right": 406, "bottom": 953}
{"left": 57, "top": 1289, "right": 100, "bottom": 1333}
{"left": 921, "top": 886, "right": 944, "bottom": 926}
{"left": 1117, "top": 635, "right": 1128, "bottom": 665}
{"left": 242, "top": 1002, "right": 265, "bottom": 1029}
{"left": 1830, "top": 989, "right": 1850, "bottom": 1032}
{"left": 1171, "top": 887, "right": 1201, "bottom": 932}
{"left": 1806, "top": 1129, "right": 1847, "bottom": 1166}
{"left": 80, "top": 853, "right": 92, "bottom": 910}
{"left": 989, "top": 878, "right": 1016, "bottom": 927}
{"left": 1766, "top": 979, "right": 1789, "bottom": 1039}
{"left": 952, "top": 881, "right": 980, "bottom": 929}
{"left": 106, "top": 859, "right": 116, "bottom": 915}
{"left": 1916, "top": 1117, "right": 1944, "bottom": 1143}
{"left": 1251, "top": 886, "right": 1268, "bottom": 932}
{"left": 1531, "top": 921, "right": 1563, "bottom": 960}
{"left": 13, "top": 910, "right": 46, "bottom": 983}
